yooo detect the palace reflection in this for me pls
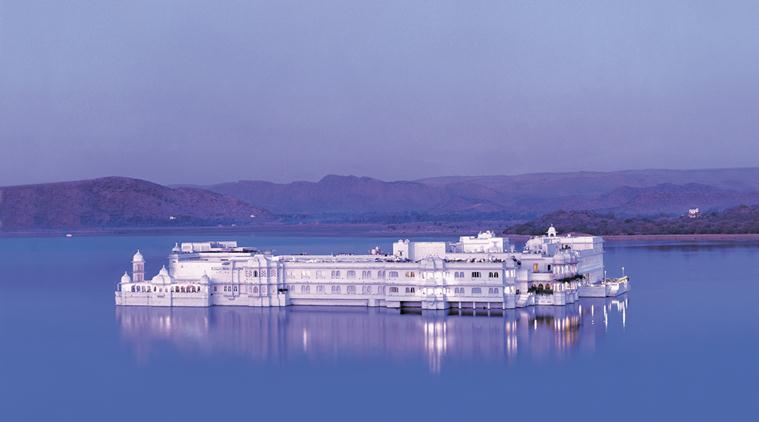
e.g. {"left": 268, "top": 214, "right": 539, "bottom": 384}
{"left": 116, "top": 297, "right": 628, "bottom": 373}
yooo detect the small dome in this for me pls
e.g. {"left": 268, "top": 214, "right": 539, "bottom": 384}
{"left": 132, "top": 250, "right": 144, "bottom": 262}
{"left": 150, "top": 265, "right": 173, "bottom": 285}
{"left": 547, "top": 225, "right": 558, "bottom": 237}
{"left": 120, "top": 271, "right": 131, "bottom": 284}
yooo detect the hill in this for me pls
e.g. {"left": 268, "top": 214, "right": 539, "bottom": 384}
{"left": 0, "top": 177, "right": 272, "bottom": 231}
{"left": 200, "top": 168, "right": 759, "bottom": 219}
{"left": 504, "top": 206, "right": 759, "bottom": 236}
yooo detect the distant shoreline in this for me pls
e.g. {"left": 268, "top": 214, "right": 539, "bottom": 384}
{"left": 599, "top": 233, "right": 759, "bottom": 242}
{"left": 3, "top": 224, "right": 759, "bottom": 242}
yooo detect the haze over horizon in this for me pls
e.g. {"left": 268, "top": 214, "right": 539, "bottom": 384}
{"left": 2, "top": 1, "right": 758, "bottom": 186}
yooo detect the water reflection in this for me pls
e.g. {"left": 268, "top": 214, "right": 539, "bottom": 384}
{"left": 117, "top": 297, "right": 628, "bottom": 373}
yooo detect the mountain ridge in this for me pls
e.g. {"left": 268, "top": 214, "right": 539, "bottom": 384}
{"left": 0, "top": 177, "right": 272, "bottom": 230}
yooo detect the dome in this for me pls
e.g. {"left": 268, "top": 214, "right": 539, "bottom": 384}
{"left": 547, "top": 225, "right": 558, "bottom": 237}
{"left": 150, "top": 265, "right": 173, "bottom": 285}
{"left": 120, "top": 271, "right": 131, "bottom": 284}
{"left": 132, "top": 250, "right": 144, "bottom": 262}
{"left": 199, "top": 273, "right": 211, "bottom": 284}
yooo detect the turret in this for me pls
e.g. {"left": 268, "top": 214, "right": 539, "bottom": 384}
{"left": 132, "top": 250, "right": 145, "bottom": 283}
{"left": 120, "top": 271, "right": 131, "bottom": 284}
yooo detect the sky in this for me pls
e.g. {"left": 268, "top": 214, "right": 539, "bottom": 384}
{"left": 1, "top": 0, "right": 758, "bottom": 186}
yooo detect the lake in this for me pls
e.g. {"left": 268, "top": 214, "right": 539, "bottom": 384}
{"left": 1, "top": 234, "right": 757, "bottom": 421}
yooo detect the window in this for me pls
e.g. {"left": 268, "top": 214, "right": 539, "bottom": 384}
{"left": 405, "top": 287, "right": 415, "bottom": 294}
{"left": 389, "top": 287, "right": 399, "bottom": 293}
{"left": 253, "top": 286, "right": 259, "bottom": 293}
{"left": 287, "top": 271, "right": 294, "bottom": 278}
{"left": 389, "top": 271, "right": 399, "bottom": 278}
{"left": 316, "top": 270, "right": 324, "bottom": 279}
{"left": 454, "top": 271, "right": 464, "bottom": 279}
{"left": 405, "top": 271, "right": 416, "bottom": 278}
{"left": 362, "top": 286, "right": 372, "bottom": 294}
{"left": 547, "top": 265, "right": 552, "bottom": 272}
{"left": 331, "top": 270, "right": 341, "bottom": 278}
{"left": 454, "top": 287, "right": 465, "bottom": 294}
{"left": 471, "top": 272, "right": 481, "bottom": 278}
{"left": 471, "top": 287, "right": 482, "bottom": 294}
{"left": 317, "top": 285, "right": 324, "bottom": 293}
{"left": 378, "top": 270, "right": 385, "bottom": 278}
{"left": 331, "top": 285, "right": 341, "bottom": 293}
{"left": 301, "top": 270, "right": 311, "bottom": 278}
{"left": 488, "top": 287, "right": 499, "bottom": 294}
{"left": 301, "top": 285, "right": 310, "bottom": 293}
{"left": 347, "top": 285, "right": 356, "bottom": 294}
{"left": 347, "top": 270, "right": 356, "bottom": 278}
{"left": 533, "top": 263, "right": 539, "bottom": 272}
{"left": 362, "top": 270, "right": 372, "bottom": 279}
{"left": 489, "top": 272, "right": 499, "bottom": 278}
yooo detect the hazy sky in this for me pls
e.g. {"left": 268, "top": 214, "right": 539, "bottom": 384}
{"left": 1, "top": 1, "right": 758, "bottom": 185}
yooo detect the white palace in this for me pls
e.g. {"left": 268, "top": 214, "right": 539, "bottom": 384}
{"left": 114, "top": 227, "right": 629, "bottom": 310}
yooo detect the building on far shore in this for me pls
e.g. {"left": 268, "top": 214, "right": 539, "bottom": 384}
{"left": 688, "top": 208, "right": 700, "bottom": 218}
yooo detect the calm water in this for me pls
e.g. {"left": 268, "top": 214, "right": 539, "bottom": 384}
{"left": 1, "top": 235, "right": 757, "bottom": 421}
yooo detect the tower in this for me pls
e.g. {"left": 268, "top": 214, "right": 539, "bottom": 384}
{"left": 132, "top": 250, "right": 145, "bottom": 283}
